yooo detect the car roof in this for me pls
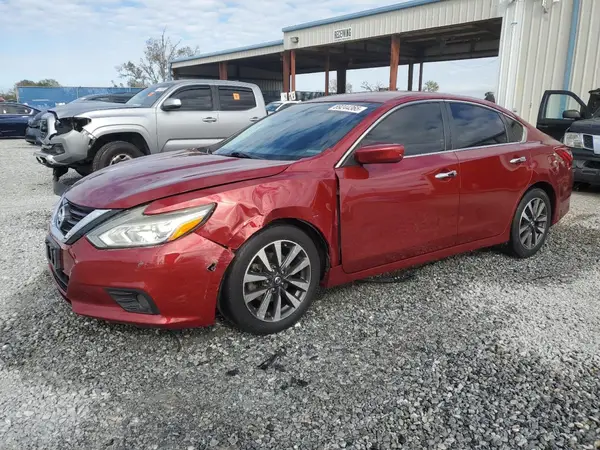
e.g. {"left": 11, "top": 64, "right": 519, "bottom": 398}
{"left": 307, "top": 91, "right": 517, "bottom": 118}
{"left": 0, "top": 102, "right": 39, "bottom": 110}
{"left": 159, "top": 79, "right": 261, "bottom": 89}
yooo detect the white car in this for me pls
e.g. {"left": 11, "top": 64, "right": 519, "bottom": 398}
{"left": 266, "top": 100, "right": 301, "bottom": 115}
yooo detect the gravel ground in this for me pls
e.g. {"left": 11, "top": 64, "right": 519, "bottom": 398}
{"left": 1, "top": 139, "right": 599, "bottom": 450}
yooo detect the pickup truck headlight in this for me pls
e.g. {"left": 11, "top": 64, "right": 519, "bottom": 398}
{"left": 87, "top": 204, "right": 215, "bottom": 248}
{"left": 563, "top": 132, "right": 584, "bottom": 148}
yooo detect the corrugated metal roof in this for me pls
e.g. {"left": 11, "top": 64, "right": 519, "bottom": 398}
{"left": 171, "top": 40, "right": 284, "bottom": 64}
{"left": 282, "top": 0, "right": 443, "bottom": 32}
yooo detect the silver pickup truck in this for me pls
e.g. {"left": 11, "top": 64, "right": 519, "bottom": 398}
{"left": 34, "top": 80, "right": 266, "bottom": 178}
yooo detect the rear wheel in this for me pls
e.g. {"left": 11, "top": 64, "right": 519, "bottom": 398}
{"left": 221, "top": 225, "right": 321, "bottom": 334}
{"left": 507, "top": 188, "right": 551, "bottom": 258}
{"left": 92, "top": 141, "right": 144, "bottom": 172}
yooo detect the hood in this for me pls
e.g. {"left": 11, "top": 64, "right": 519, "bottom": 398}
{"left": 49, "top": 101, "right": 136, "bottom": 119}
{"left": 568, "top": 117, "right": 600, "bottom": 135}
{"left": 65, "top": 150, "right": 291, "bottom": 209}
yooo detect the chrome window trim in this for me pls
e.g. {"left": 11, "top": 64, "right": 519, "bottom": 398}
{"left": 335, "top": 98, "right": 528, "bottom": 168}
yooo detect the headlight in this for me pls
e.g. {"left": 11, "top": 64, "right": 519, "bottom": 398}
{"left": 87, "top": 204, "right": 215, "bottom": 248}
{"left": 563, "top": 132, "right": 584, "bottom": 148}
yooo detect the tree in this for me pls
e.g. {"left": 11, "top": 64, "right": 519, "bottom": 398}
{"left": 116, "top": 29, "right": 198, "bottom": 87}
{"left": 328, "top": 78, "right": 353, "bottom": 94}
{"left": 360, "top": 81, "right": 387, "bottom": 92}
{"left": 15, "top": 79, "right": 61, "bottom": 87}
{"left": 423, "top": 80, "right": 440, "bottom": 92}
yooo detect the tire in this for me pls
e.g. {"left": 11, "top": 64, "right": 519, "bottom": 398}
{"left": 221, "top": 225, "right": 321, "bottom": 334}
{"left": 75, "top": 165, "right": 93, "bottom": 177}
{"left": 92, "top": 140, "right": 144, "bottom": 172}
{"left": 507, "top": 188, "right": 551, "bottom": 258}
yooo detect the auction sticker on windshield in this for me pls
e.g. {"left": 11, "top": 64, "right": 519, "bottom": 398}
{"left": 329, "top": 104, "right": 368, "bottom": 114}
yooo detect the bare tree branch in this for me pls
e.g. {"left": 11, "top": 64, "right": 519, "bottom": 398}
{"left": 116, "top": 29, "right": 198, "bottom": 87}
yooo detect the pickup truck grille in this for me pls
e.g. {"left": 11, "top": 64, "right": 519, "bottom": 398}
{"left": 58, "top": 200, "right": 95, "bottom": 235}
{"left": 583, "top": 134, "right": 594, "bottom": 150}
{"left": 40, "top": 119, "right": 48, "bottom": 138}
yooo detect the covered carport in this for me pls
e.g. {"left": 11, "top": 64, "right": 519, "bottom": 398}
{"left": 171, "top": 0, "right": 502, "bottom": 97}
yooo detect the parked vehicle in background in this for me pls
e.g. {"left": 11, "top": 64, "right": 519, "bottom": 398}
{"left": 34, "top": 80, "right": 266, "bottom": 181}
{"left": 266, "top": 100, "right": 301, "bottom": 114}
{"left": 0, "top": 103, "right": 40, "bottom": 138}
{"left": 25, "top": 109, "right": 47, "bottom": 145}
{"left": 44, "top": 92, "right": 572, "bottom": 334}
{"left": 70, "top": 92, "right": 137, "bottom": 104}
{"left": 536, "top": 89, "right": 600, "bottom": 186}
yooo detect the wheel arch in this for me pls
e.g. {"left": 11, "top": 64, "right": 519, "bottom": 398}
{"left": 88, "top": 130, "right": 150, "bottom": 159}
{"left": 526, "top": 181, "right": 557, "bottom": 222}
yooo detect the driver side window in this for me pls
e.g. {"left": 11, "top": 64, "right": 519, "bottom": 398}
{"left": 360, "top": 102, "right": 446, "bottom": 156}
{"left": 170, "top": 86, "right": 213, "bottom": 111}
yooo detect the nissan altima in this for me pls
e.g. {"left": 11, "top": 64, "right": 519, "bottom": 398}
{"left": 45, "top": 92, "right": 573, "bottom": 334}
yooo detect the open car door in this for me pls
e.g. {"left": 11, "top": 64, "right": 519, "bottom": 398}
{"left": 537, "top": 90, "right": 590, "bottom": 141}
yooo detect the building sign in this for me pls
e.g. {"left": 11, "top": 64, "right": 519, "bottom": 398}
{"left": 333, "top": 27, "right": 352, "bottom": 42}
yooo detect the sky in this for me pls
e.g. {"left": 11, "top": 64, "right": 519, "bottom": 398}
{"left": 0, "top": 0, "right": 499, "bottom": 98}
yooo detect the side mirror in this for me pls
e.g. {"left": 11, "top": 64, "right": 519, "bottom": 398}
{"left": 162, "top": 98, "right": 182, "bottom": 111}
{"left": 562, "top": 109, "right": 581, "bottom": 120}
{"left": 355, "top": 143, "right": 405, "bottom": 164}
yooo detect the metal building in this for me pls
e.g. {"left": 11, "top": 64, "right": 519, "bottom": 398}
{"left": 171, "top": 0, "right": 600, "bottom": 123}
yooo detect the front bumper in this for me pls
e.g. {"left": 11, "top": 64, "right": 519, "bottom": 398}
{"left": 35, "top": 128, "right": 93, "bottom": 167}
{"left": 46, "top": 231, "right": 234, "bottom": 329}
{"left": 572, "top": 147, "right": 600, "bottom": 185}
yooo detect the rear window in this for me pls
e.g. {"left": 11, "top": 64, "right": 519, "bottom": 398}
{"left": 218, "top": 87, "right": 256, "bottom": 111}
{"left": 449, "top": 102, "right": 508, "bottom": 149}
{"left": 504, "top": 116, "right": 525, "bottom": 143}
{"left": 213, "top": 102, "right": 378, "bottom": 161}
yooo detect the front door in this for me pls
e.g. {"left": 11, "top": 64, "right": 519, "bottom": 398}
{"left": 445, "top": 101, "right": 533, "bottom": 244}
{"left": 336, "top": 101, "right": 460, "bottom": 274}
{"left": 537, "top": 90, "right": 590, "bottom": 141}
{"left": 156, "top": 84, "right": 221, "bottom": 152}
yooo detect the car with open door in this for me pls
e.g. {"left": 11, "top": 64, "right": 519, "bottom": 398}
{"left": 537, "top": 89, "right": 600, "bottom": 185}
{"left": 44, "top": 92, "right": 572, "bottom": 334}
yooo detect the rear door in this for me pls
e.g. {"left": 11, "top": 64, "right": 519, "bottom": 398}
{"left": 336, "top": 101, "right": 460, "bottom": 273}
{"left": 156, "top": 84, "right": 220, "bottom": 152}
{"left": 537, "top": 90, "right": 590, "bottom": 140}
{"left": 447, "top": 101, "right": 532, "bottom": 244}
{"left": 214, "top": 86, "right": 263, "bottom": 139}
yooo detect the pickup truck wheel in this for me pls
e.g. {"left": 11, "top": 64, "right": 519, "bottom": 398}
{"left": 221, "top": 225, "right": 321, "bottom": 334}
{"left": 92, "top": 141, "right": 144, "bottom": 171}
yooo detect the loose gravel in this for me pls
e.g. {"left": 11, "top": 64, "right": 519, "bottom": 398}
{"left": 1, "top": 139, "right": 599, "bottom": 450}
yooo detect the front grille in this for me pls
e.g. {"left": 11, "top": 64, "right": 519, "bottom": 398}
{"left": 40, "top": 119, "right": 48, "bottom": 138}
{"left": 583, "top": 134, "right": 594, "bottom": 150}
{"left": 58, "top": 200, "right": 95, "bottom": 235}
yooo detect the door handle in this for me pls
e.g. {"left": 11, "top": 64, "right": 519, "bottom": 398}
{"left": 249, "top": 117, "right": 260, "bottom": 122}
{"left": 435, "top": 170, "right": 458, "bottom": 179}
{"left": 202, "top": 117, "right": 217, "bottom": 123}
{"left": 510, "top": 156, "right": 527, "bottom": 164}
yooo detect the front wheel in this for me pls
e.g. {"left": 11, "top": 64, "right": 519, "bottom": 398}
{"left": 507, "top": 188, "right": 551, "bottom": 258}
{"left": 92, "top": 141, "right": 144, "bottom": 172}
{"left": 221, "top": 225, "right": 321, "bottom": 334}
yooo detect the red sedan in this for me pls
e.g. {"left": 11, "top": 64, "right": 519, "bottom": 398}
{"left": 45, "top": 92, "right": 573, "bottom": 334}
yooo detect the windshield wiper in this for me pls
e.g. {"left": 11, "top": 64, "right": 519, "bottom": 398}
{"left": 223, "top": 151, "right": 258, "bottom": 159}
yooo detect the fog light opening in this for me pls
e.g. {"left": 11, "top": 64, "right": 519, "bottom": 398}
{"left": 107, "top": 289, "right": 159, "bottom": 315}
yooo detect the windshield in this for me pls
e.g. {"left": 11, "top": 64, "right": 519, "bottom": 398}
{"left": 265, "top": 102, "right": 282, "bottom": 113}
{"left": 213, "top": 102, "right": 378, "bottom": 161}
{"left": 125, "top": 83, "right": 172, "bottom": 107}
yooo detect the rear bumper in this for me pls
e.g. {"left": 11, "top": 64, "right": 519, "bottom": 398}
{"left": 46, "top": 232, "right": 234, "bottom": 329}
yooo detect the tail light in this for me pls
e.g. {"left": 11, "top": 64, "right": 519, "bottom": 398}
{"left": 554, "top": 146, "right": 573, "bottom": 165}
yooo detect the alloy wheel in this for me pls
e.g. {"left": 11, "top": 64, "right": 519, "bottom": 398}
{"left": 109, "top": 153, "right": 133, "bottom": 165}
{"left": 518, "top": 197, "right": 548, "bottom": 250}
{"left": 242, "top": 240, "right": 311, "bottom": 322}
